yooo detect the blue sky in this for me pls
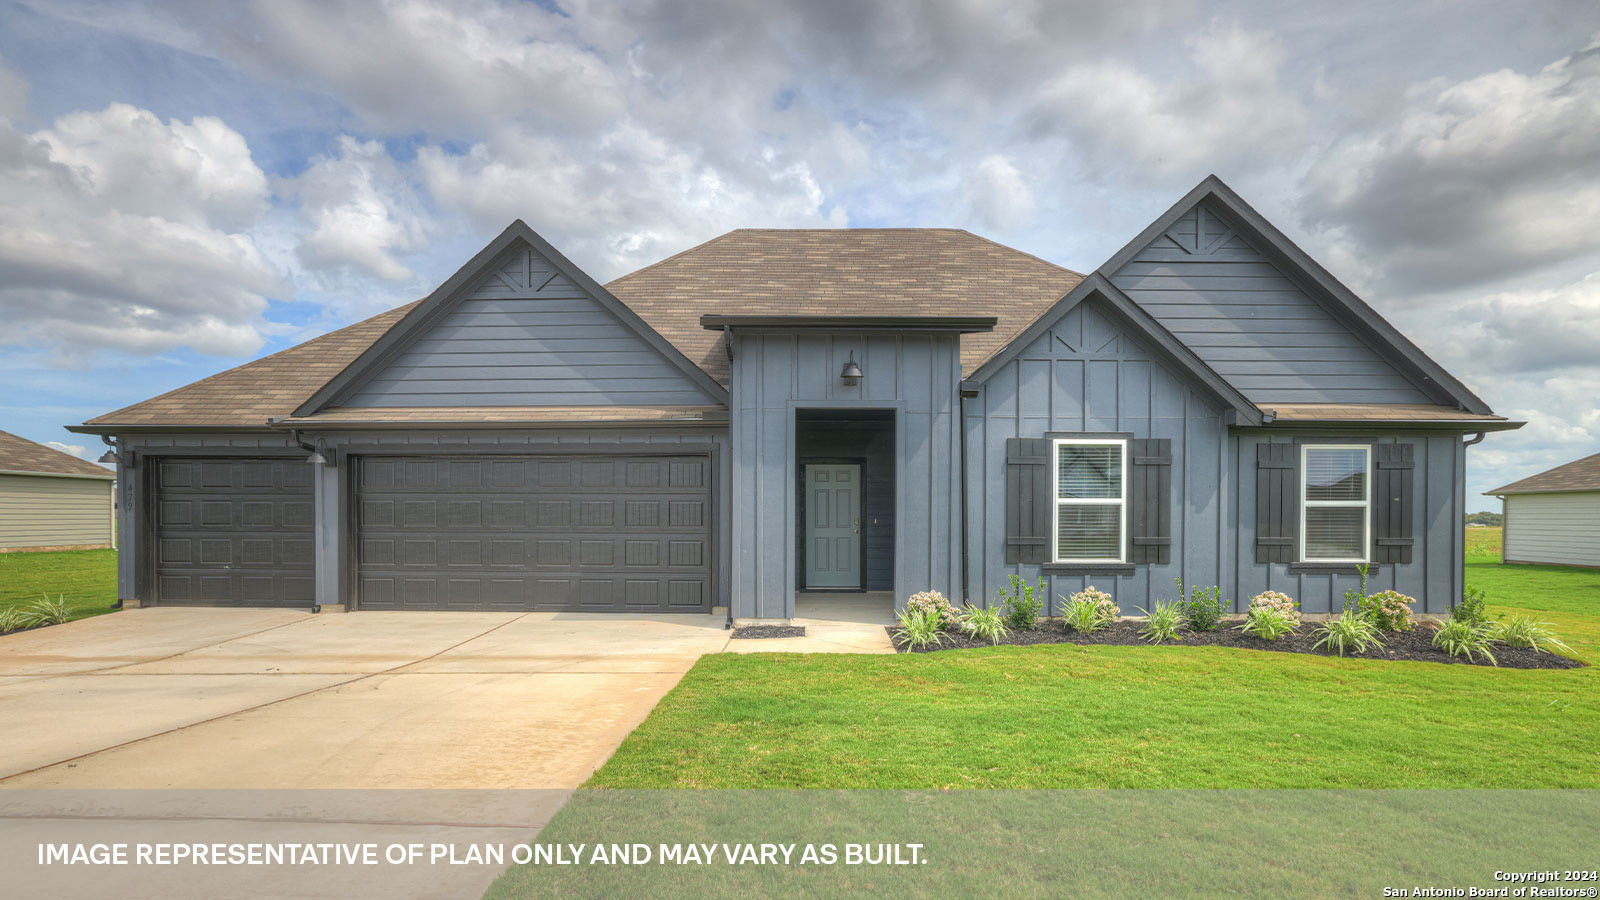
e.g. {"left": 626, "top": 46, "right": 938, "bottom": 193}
{"left": 1, "top": 0, "right": 1597, "bottom": 507}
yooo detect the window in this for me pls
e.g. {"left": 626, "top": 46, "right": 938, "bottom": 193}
{"left": 1300, "top": 444, "right": 1370, "bottom": 563}
{"left": 1051, "top": 438, "right": 1126, "bottom": 563}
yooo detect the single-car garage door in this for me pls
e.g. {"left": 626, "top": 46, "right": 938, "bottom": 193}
{"left": 153, "top": 457, "right": 315, "bottom": 606}
{"left": 355, "top": 454, "right": 713, "bottom": 612}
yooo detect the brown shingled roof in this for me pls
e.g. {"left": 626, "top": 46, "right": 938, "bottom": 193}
{"left": 1489, "top": 451, "right": 1600, "bottom": 495}
{"left": 85, "top": 301, "right": 421, "bottom": 427}
{"left": 0, "top": 430, "right": 115, "bottom": 478}
{"left": 1264, "top": 404, "right": 1511, "bottom": 424}
{"left": 281, "top": 406, "right": 729, "bottom": 425}
{"left": 605, "top": 228, "right": 1084, "bottom": 384}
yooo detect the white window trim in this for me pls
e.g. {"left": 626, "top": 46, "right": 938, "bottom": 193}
{"left": 1299, "top": 443, "right": 1371, "bottom": 564}
{"left": 1050, "top": 437, "right": 1128, "bottom": 565}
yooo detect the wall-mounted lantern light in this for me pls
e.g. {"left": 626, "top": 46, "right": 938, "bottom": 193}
{"left": 97, "top": 449, "right": 119, "bottom": 465}
{"left": 840, "top": 352, "right": 863, "bottom": 387}
{"left": 305, "top": 448, "right": 328, "bottom": 466}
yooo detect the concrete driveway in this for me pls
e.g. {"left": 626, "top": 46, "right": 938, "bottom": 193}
{"left": 0, "top": 607, "right": 734, "bottom": 789}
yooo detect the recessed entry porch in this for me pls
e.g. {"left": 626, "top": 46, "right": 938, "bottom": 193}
{"left": 794, "top": 408, "right": 895, "bottom": 612}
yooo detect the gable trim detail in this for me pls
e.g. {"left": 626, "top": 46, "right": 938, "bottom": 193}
{"left": 967, "top": 273, "right": 1263, "bottom": 425}
{"left": 293, "top": 221, "right": 729, "bottom": 417}
{"left": 1098, "top": 175, "right": 1491, "bottom": 416}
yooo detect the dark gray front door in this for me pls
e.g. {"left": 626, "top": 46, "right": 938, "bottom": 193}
{"left": 356, "top": 454, "right": 713, "bottom": 612}
{"left": 152, "top": 457, "right": 315, "bottom": 606}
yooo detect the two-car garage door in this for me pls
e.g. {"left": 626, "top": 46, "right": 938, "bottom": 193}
{"left": 355, "top": 454, "right": 713, "bottom": 612}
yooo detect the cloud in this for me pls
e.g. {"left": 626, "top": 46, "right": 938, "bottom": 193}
{"left": 1025, "top": 21, "right": 1307, "bottom": 178}
{"left": 1399, "top": 273, "right": 1600, "bottom": 376}
{"left": 45, "top": 439, "right": 89, "bottom": 459}
{"left": 284, "top": 135, "right": 430, "bottom": 282}
{"left": 961, "top": 155, "right": 1034, "bottom": 233}
{"left": 0, "top": 53, "right": 26, "bottom": 121}
{"left": 1300, "top": 35, "right": 1600, "bottom": 290}
{"left": 418, "top": 121, "right": 846, "bottom": 279}
{"left": 0, "top": 102, "right": 284, "bottom": 360}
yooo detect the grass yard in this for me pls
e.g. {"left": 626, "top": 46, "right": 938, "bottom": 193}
{"left": 0, "top": 548, "right": 119, "bottom": 624}
{"left": 587, "top": 525, "right": 1600, "bottom": 789}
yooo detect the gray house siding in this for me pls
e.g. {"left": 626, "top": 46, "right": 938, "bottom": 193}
{"left": 344, "top": 246, "right": 717, "bottom": 408}
{"left": 965, "top": 297, "right": 1464, "bottom": 616}
{"left": 965, "top": 297, "right": 1229, "bottom": 614}
{"left": 113, "top": 427, "right": 731, "bottom": 611}
{"left": 1108, "top": 202, "right": 1430, "bottom": 405}
{"left": 729, "top": 330, "right": 963, "bottom": 619}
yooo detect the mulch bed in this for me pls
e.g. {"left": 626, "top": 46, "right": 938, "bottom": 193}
{"left": 886, "top": 620, "right": 1584, "bottom": 669}
{"left": 732, "top": 625, "right": 807, "bottom": 639}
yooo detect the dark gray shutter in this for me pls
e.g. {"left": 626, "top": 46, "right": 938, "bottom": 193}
{"left": 1128, "top": 438, "right": 1172, "bottom": 565}
{"left": 1005, "top": 437, "right": 1051, "bottom": 564}
{"left": 1373, "top": 443, "right": 1415, "bottom": 564}
{"left": 1255, "top": 442, "right": 1297, "bottom": 564}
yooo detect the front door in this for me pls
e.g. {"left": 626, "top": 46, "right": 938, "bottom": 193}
{"left": 804, "top": 463, "right": 861, "bottom": 589}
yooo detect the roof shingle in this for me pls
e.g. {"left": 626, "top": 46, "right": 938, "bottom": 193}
{"left": 1489, "top": 451, "right": 1600, "bottom": 495}
{"left": 0, "top": 430, "right": 115, "bottom": 478}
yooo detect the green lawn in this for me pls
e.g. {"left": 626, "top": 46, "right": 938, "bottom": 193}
{"left": 586, "top": 526, "right": 1599, "bottom": 790}
{"left": 0, "top": 548, "right": 119, "bottom": 623}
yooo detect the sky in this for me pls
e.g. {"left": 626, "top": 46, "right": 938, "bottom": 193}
{"left": 0, "top": 0, "right": 1597, "bottom": 508}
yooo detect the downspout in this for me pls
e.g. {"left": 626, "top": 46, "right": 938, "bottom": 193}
{"left": 724, "top": 326, "right": 736, "bottom": 630}
{"left": 959, "top": 391, "right": 970, "bottom": 605}
{"left": 1457, "top": 432, "right": 1486, "bottom": 612}
{"left": 99, "top": 436, "right": 119, "bottom": 551}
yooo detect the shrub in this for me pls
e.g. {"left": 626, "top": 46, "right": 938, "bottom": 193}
{"left": 996, "top": 575, "right": 1046, "bottom": 630}
{"left": 1492, "top": 616, "right": 1572, "bottom": 656}
{"left": 1238, "top": 606, "right": 1298, "bottom": 641}
{"left": 1359, "top": 590, "right": 1416, "bottom": 633}
{"left": 1248, "top": 590, "right": 1301, "bottom": 626}
{"left": 1432, "top": 618, "right": 1497, "bottom": 665}
{"left": 1340, "top": 563, "right": 1374, "bottom": 615}
{"left": 21, "top": 595, "right": 72, "bottom": 629}
{"left": 0, "top": 607, "right": 27, "bottom": 634}
{"left": 1454, "top": 587, "right": 1489, "bottom": 625}
{"left": 1137, "top": 600, "right": 1183, "bottom": 644}
{"left": 904, "top": 591, "right": 960, "bottom": 631}
{"left": 892, "top": 607, "right": 947, "bottom": 651}
{"left": 1176, "top": 579, "right": 1226, "bottom": 632}
{"left": 960, "top": 605, "right": 1009, "bottom": 645}
{"left": 1313, "top": 609, "right": 1383, "bottom": 656}
{"left": 1062, "top": 586, "right": 1119, "bottom": 634}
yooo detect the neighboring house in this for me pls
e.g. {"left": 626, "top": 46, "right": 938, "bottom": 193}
{"left": 69, "top": 176, "right": 1520, "bottom": 617}
{"left": 0, "top": 430, "right": 116, "bottom": 552}
{"left": 1487, "top": 452, "right": 1600, "bottom": 568}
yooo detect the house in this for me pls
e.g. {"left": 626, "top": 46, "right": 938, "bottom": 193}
{"left": 1487, "top": 452, "right": 1600, "bottom": 568}
{"left": 68, "top": 176, "right": 1520, "bottom": 618}
{"left": 0, "top": 430, "right": 116, "bottom": 552}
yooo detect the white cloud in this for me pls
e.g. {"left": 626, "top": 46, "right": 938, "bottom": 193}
{"left": 1026, "top": 21, "right": 1307, "bottom": 178}
{"left": 418, "top": 121, "right": 846, "bottom": 280}
{"left": 0, "top": 53, "right": 26, "bottom": 121}
{"left": 1301, "top": 35, "right": 1600, "bottom": 289}
{"left": 45, "top": 440, "right": 89, "bottom": 460}
{"left": 284, "top": 135, "right": 430, "bottom": 282}
{"left": 961, "top": 155, "right": 1034, "bottom": 233}
{"left": 0, "top": 102, "right": 284, "bottom": 360}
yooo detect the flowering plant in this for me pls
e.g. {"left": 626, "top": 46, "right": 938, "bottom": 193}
{"left": 1248, "top": 590, "right": 1301, "bottom": 626}
{"left": 1070, "top": 585, "right": 1119, "bottom": 622}
{"left": 905, "top": 590, "right": 961, "bottom": 631}
{"left": 1359, "top": 589, "right": 1415, "bottom": 632}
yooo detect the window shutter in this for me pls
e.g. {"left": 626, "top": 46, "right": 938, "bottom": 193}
{"left": 1255, "top": 442, "right": 1297, "bottom": 564}
{"left": 1373, "top": 443, "right": 1415, "bottom": 564}
{"left": 1128, "top": 438, "right": 1172, "bottom": 565}
{"left": 1005, "top": 437, "right": 1051, "bottom": 564}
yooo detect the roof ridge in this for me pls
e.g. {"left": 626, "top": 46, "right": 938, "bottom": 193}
{"left": 0, "top": 429, "right": 115, "bottom": 477}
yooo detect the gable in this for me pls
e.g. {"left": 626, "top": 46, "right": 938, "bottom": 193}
{"left": 336, "top": 237, "right": 724, "bottom": 409}
{"left": 983, "top": 294, "right": 1228, "bottom": 425}
{"left": 1108, "top": 200, "right": 1430, "bottom": 405}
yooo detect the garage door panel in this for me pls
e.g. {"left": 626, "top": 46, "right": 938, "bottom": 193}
{"left": 153, "top": 458, "right": 315, "bottom": 607}
{"left": 356, "top": 454, "right": 712, "bottom": 612}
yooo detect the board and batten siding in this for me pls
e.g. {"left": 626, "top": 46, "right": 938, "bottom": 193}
{"left": 1109, "top": 201, "right": 1430, "bottom": 405}
{"left": 729, "top": 330, "right": 963, "bottom": 619}
{"left": 966, "top": 297, "right": 1466, "bottom": 615}
{"left": 965, "top": 297, "right": 1228, "bottom": 613}
{"left": 0, "top": 473, "right": 114, "bottom": 550}
{"left": 344, "top": 246, "right": 717, "bottom": 408}
{"left": 1503, "top": 493, "right": 1600, "bottom": 567}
